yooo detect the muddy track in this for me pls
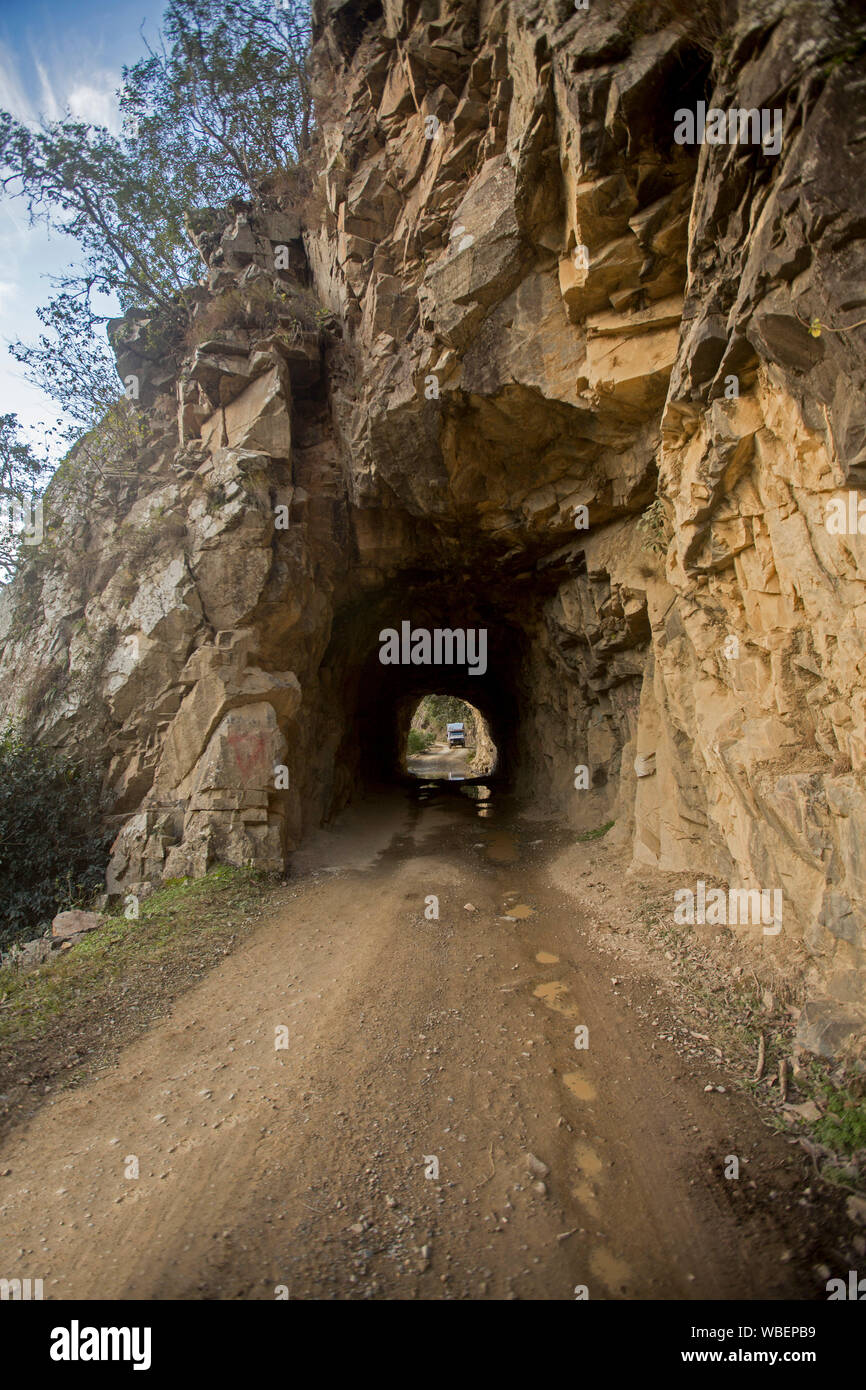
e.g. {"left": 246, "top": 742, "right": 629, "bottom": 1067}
{"left": 0, "top": 777, "right": 844, "bottom": 1299}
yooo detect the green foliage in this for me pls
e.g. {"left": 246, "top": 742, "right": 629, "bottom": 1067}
{"left": 407, "top": 728, "right": 433, "bottom": 755}
{"left": 624, "top": 0, "right": 730, "bottom": 57}
{"left": 412, "top": 694, "right": 477, "bottom": 743}
{"left": 0, "top": 115, "right": 197, "bottom": 317}
{"left": 576, "top": 820, "right": 615, "bottom": 842}
{"left": 0, "top": 725, "right": 112, "bottom": 950}
{"left": 10, "top": 296, "right": 152, "bottom": 458}
{"left": 186, "top": 276, "right": 320, "bottom": 346}
{"left": 637, "top": 497, "right": 668, "bottom": 555}
{"left": 813, "top": 1086, "right": 866, "bottom": 1156}
{"left": 0, "top": 865, "right": 267, "bottom": 1047}
{"left": 0, "top": 0, "right": 313, "bottom": 440}
{"left": 823, "top": 31, "right": 866, "bottom": 78}
{"left": 122, "top": 0, "right": 312, "bottom": 200}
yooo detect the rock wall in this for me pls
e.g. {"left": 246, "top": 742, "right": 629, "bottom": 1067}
{"left": 1, "top": 0, "right": 865, "bottom": 1054}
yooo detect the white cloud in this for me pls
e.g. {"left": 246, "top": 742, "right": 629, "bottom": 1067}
{"left": 0, "top": 40, "right": 120, "bottom": 132}
{"left": 68, "top": 75, "right": 121, "bottom": 133}
{"left": 0, "top": 40, "right": 36, "bottom": 121}
{"left": 34, "top": 59, "right": 61, "bottom": 123}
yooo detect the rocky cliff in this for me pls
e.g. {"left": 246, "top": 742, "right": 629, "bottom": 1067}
{"left": 1, "top": 0, "right": 865, "bottom": 1056}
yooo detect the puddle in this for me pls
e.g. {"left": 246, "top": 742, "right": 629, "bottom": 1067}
{"left": 563, "top": 1072, "right": 597, "bottom": 1102}
{"left": 535, "top": 951, "right": 559, "bottom": 964}
{"left": 574, "top": 1142, "right": 604, "bottom": 1178}
{"left": 504, "top": 903, "right": 534, "bottom": 919}
{"left": 571, "top": 1181, "right": 599, "bottom": 1211}
{"left": 533, "top": 980, "right": 568, "bottom": 1002}
{"left": 590, "top": 1247, "right": 632, "bottom": 1293}
{"left": 533, "top": 981, "right": 581, "bottom": 1019}
{"left": 459, "top": 785, "right": 492, "bottom": 804}
{"left": 486, "top": 831, "right": 517, "bottom": 863}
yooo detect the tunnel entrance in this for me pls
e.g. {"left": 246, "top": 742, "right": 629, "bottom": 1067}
{"left": 309, "top": 573, "right": 526, "bottom": 817}
{"left": 403, "top": 693, "right": 498, "bottom": 782}
{"left": 303, "top": 553, "right": 644, "bottom": 850}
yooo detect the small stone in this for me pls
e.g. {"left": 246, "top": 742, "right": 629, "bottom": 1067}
{"left": 846, "top": 1195, "right": 866, "bottom": 1227}
{"left": 784, "top": 1100, "right": 821, "bottom": 1122}
{"left": 525, "top": 1153, "right": 550, "bottom": 1178}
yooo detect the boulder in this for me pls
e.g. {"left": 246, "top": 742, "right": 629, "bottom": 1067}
{"left": 51, "top": 911, "right": 103, "bottom": 941}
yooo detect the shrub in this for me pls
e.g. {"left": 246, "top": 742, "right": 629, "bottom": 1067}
{"left": 637, "top": 497, "right": 668, "bottom": 554}
{"left": 186, "top": 277, "right": 321, "bottom": 348}
{"left": 407, "top": 728, "right": 433, "bottom": 755}
{"left": 0, "top": 725, "right": 112, "bottom": 950}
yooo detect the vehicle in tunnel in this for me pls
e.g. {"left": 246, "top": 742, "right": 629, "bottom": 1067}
{"left": 446, "top": 722, "right": 466, "bottom": 748}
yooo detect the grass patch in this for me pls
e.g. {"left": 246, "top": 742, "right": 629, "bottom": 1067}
{"left": 0, "top": 865, "right": 279, "bottom": 1139}
{"left": 813, "top": 1086, "right": 866, "bottom": 1156}
{"left": 577, "top": 819, "right": 615, "bottom": 842}
{"left": 407, "top": 728, "right": 433, "bottom": 755}
{"left": 0, "top": 865, "right": 268, "bottom": 1043}
{"left": 185, "top": 277, "right": 321, "bottom": 348}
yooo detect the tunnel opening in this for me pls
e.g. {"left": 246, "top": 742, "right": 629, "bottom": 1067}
{"left": 302, "top": 546, "right": 647, "bottom": 851}
{"left": 304, "top": 569, "right": 529, "bottom": 825}
{"left": 402, "top": 692, "right": 499, "bottom": 783}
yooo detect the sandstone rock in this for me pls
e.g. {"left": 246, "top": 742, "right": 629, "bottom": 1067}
{"left": 51, "top": 911, "right": 103, "bottom": 941}
{"left": 796, "top": 1001, "right": 866, "bottom": 1061}
{"left": 1, "top": 938, "right": 55, "bottom": 971}
{"left": 0, "top": 0, "right": 864, "bottom": 1060}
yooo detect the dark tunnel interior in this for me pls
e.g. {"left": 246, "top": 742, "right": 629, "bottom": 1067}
{"left": 315, "top": 573, "right": 530, "bottom": 810}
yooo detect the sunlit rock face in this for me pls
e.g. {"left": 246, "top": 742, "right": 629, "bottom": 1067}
{"left": 1, "top": 0, "right": 865, "bottom": 1054}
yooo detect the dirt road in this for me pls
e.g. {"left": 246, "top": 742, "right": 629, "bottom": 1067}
{"left": 406, "top": 741, "right": 473, "bottom": 778}
{"left": 0, "top": 771, "right": 835, "bottom": 1299}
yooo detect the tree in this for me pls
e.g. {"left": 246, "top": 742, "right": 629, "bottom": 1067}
{"left": 0, "top": 724, "right": 111, "bottom": 949}
{"left": 0, "top": 415, "right": 47, "bottom": 579}
{"left": 9, "top": 294, "right": 150, "bottom": 487}
{"left": 0, "top": 0, "right": 313, "bottom": 429}
{"left": 0, "top": 112, "right": 200, "bottom": 316}
{"left": 121, "top": 0, "right": 313, "bottom": 201}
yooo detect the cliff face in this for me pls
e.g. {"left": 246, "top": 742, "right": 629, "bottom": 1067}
{"left": 1, "top": 0, "right": 865, "bottom": 1055}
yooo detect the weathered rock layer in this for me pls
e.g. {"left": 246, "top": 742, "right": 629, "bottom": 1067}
{"left": 2, "top": 0, "right": 865, "bottom": 1055}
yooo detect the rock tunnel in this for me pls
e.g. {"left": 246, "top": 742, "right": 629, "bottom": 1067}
{"left": 286, "top": 519, "right": 650, "bottom": 852}
{"left": 2, "top": 0, "right": 866, "bottom": 1046}
{"left": 319, "top": 579, "right": 525, "bottom": 791}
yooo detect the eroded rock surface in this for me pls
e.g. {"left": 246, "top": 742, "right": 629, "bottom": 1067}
{"left": 1, "top": 0, "right": 865, "bottom": 1053}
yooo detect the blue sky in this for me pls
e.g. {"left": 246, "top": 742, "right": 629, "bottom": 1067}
{"left": 0, "top": 0, "right": 167, "bottom": 452}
